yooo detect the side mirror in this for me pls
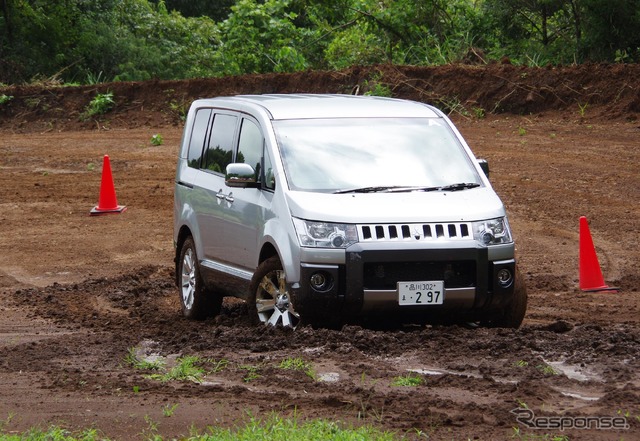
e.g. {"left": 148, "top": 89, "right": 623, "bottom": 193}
{"left": 478, "top": 159, "right": 489, "bottom": 178}
{"left": 225, "top": 163, "right": 258, "bottom": 188}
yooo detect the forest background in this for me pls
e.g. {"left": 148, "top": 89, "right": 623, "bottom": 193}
{"left": 0, "top": 0, "right": 639, "bottom": 85}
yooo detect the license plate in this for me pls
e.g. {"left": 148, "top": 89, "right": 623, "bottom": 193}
{"left": 398, "top": 281, "right": 444, "bottom": 305}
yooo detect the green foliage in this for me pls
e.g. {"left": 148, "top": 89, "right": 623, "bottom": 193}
{"left": 212, "top": 0, "right": 311, "bottom": 75}
{"left": 0, "top": 417, "right": 400, "bottom": 440}
{"left": 81, "top": 92, "right": 115, "bottom": 119}
{"left": 0, "top": 94, "right": 12, "bottom": 105}
{"left": 2, "top": 0, "right": 640, "bottom": 84}
{"left": 146, "top": 355, "right": 206, "bottom": 383}
{"left": 150, "top": 134, "right": 164, "bottom": 146}
{"left": 391, "top": 373, "right": 423, "bottom": 387}
{"left": 362, "top": 73, "right": 392, "bottom": 97}
{"left": 278, "top": 356, "right": 317, "bottom": 380}
{"left": 124, "top": 347, "right": 165, "bottom": 370}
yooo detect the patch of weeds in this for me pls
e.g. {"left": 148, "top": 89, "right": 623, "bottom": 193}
{"left": 473, "top": 107, "right": 486, "bottom": 119}
{"left": 577, "top": 102, "right": 588, "bottom": 117}
{"left": 169, "top": 99, "right": 189, "bottom": 121}
{"left": 132, "top": 385, "right": 140, "bottom": 393}
{"left": 81, "top": 91, "right": 115, "bottom": 120}
{"left": 204, "top": 415, "right": 399, "bottom": 440}
{"left": 146, "top": 355, "right": 205, "bottom": 383}
{"left": 162, "top": 403, "right": 179, "bottom": 417}
{"left": 0, "top": 413, "right": 15, "bottom": 432}
{"left": 362, "top": 72, "right": 392, "bottom": 97}
{"left": 518, "top": 126, "right": 527, "bottom": 136}
{"left": 86, "top": 71, "right": 109, "bottom": 85}
{"left": 549, "top": 132, "right": 556, "bottom": 139}
{"left": 239, "top": 364, "right": 261, "bottom": 383}
{"left": 150, "top": 133, "right": 164, "bottom": 146}
{"left": 391, "top": 373, "right": 423, "bottom": 387}
{"left": 512, "top": 426, "right": 569, "bottom": 440}
{"left": 514, "top": 360, "right": 529, "bottom": 368}
{"left": 87, "top": 162, "right": 96, "bottom": 171}
{"left": 142, "top": 415, "right": 159, "bottom": 439}
{"left": 206, "top": 358, "right": 229, "bottom": 373}
{"left": 278, "top": 356, "right": 316, "bottom": 380}
{"left": 124, "top": 347, "right": 164, "bottom": 371}
{"left": 437, "top": 96, "right": 470, "bottom": 117}
{"left": 0, "top": 94, "right": 13, "bottom": 105}
{"left": 535, "top": 364, "right": 559, "bottom": 376}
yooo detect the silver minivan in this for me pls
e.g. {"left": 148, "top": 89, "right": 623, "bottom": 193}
{"left": 173, "top": 94, "right": 526, "bottom": 329}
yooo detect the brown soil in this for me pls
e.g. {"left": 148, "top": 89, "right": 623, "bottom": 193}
{"left": 0, "top": 64, "right": 638, "bottom": 440}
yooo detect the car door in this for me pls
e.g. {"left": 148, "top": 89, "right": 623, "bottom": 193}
{"left": 220, "top": 116, "right": 273, "bottom": 269}
{"left": 193, "top": 111, "right": 239, "bottom": 262}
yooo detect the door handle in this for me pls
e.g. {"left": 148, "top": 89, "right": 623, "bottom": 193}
{"left": 225, "top": 192, "right": 234, "bottom": 203}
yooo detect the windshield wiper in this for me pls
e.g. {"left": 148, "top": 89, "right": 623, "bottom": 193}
{"left": 436, "top": 182, "right": 481, "bottom": 191}
{"left": 334, "top": 183, "right": 480, "bottom": 194}
{"left": 333, "top": 186, "right": 407, "bottom": 194}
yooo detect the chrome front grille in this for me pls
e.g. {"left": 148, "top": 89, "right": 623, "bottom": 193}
{"left": 358, "top": 222, "right": 473, "bottom": 242}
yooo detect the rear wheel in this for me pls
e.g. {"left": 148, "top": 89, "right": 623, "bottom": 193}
{"left": 249, "top": 256, "right": 301, "bottom": 329}
{"left": 178, "top": 237, "right": 222, "bottom": 320}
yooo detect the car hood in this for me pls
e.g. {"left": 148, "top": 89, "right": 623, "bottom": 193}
{"left": 285, "top": 187, "right": 506, "bottom": 224}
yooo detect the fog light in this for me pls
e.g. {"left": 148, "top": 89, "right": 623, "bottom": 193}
{"left": 310, "top": 272, "right": 333, "bottom": 291}
{"left": 497, "top": 268, "right": 513, "bottom": 287}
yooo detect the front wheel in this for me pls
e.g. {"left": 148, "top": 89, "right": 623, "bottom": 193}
{"left": 178, "top": 237, "right": 222, "bottom": 320}
{"left": 249, "top": 256, "right": 300, "bottom": 329}
{"left": 492, "top": 269, "right": 527, "bottom": 328}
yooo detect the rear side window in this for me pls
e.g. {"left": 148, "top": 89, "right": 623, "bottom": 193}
{"left": 187, "top": 108, "right": 212, "bottom": 168}
{"left": 204, "top": 113, "right": 237, "bottom": 174}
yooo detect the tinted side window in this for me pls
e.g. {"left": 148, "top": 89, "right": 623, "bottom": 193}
{"left": 187, "top": 108, "right": 212, "bottom": 168}
{"left": 204, "top": 113, "right": 237, "bottom": 173}
{"left": 237, "top": 118, "right": 264, "bottom": 181}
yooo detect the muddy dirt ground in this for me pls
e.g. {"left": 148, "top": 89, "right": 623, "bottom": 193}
{"left": 0, "top": 64, "right": 639, "bottom": 440}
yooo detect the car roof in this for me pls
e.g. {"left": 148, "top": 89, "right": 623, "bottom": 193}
{"left": 194, "top": 94, "right": 441, "bottom": 120}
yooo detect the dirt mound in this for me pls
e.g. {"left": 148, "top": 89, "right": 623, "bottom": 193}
{"left": 1, "top": 63, "right": 639, "bottom": 132}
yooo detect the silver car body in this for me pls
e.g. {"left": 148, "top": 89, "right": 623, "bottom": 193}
{"left": 174, "top": 94, "right": 518, "bottom": 324}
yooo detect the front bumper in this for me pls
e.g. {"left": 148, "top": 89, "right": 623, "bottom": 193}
{"left": 290, "top": 242, "right": 516, "bottom": 323}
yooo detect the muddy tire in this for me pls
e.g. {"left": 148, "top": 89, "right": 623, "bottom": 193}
{"left": 249, "top": 256, "right": 301, "bottom": 329}
{"left": 177, "top": 237, "right": 222, "bottom": 320}
{"left": 492, "top": 268, "right": 527, "bottom": 328}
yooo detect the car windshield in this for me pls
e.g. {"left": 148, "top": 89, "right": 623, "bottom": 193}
{"left": 272, "top": 117, "right": 482, "bottom": 193}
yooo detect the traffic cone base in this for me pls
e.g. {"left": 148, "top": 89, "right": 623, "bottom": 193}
{"left": 90, "top": 205, "right": 127, "bottom": 215}
{"left": 90, "top": 154, "right": 126, "bottom": 216}
{"left": 579, "top": 216, "right": 618, "bottom": 293}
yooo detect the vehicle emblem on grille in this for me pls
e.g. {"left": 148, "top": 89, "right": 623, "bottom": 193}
{"left": 412, "top": 227, "right": 422, "bottom": 240}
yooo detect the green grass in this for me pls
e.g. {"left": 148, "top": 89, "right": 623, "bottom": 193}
{"left": 81, "top": 91, "right": 115, "bottom": 120}
{"left": 391, "top": 374, "right": 423, "bottom": 387}
{"left": 278, "top": 356, "right": 317, "bottom": 380}
{"left": 150, "top": 134, "right": 164, "bottom": 146}
{"left": 0, "top": 94, "right": 13, "bottom": 105}
{"left": 124, "top": 347, "right": 164, "bottom": 371}
{"left": 0, "top": 416, "right": 403, "bottom": 440}
{"left": 145, "top": 355, "right": 205, "bottom": 383}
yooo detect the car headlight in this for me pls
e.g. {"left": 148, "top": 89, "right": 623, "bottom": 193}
{"left": 473, "top": 217, "right": 512, "bottom": 246}
{"left": 292, "top": 218, "right": 358, "bottom": 248}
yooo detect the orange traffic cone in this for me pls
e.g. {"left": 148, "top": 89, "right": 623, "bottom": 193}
{"left": 90, "top": 155, "right": 127, "bottom": 215}
{"left": 579, "top": 216, "right": 617, "bottom": 292}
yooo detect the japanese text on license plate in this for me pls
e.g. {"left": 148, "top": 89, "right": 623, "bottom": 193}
{"left": 398, "top": 281, "right": 444, "bottom": 305}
